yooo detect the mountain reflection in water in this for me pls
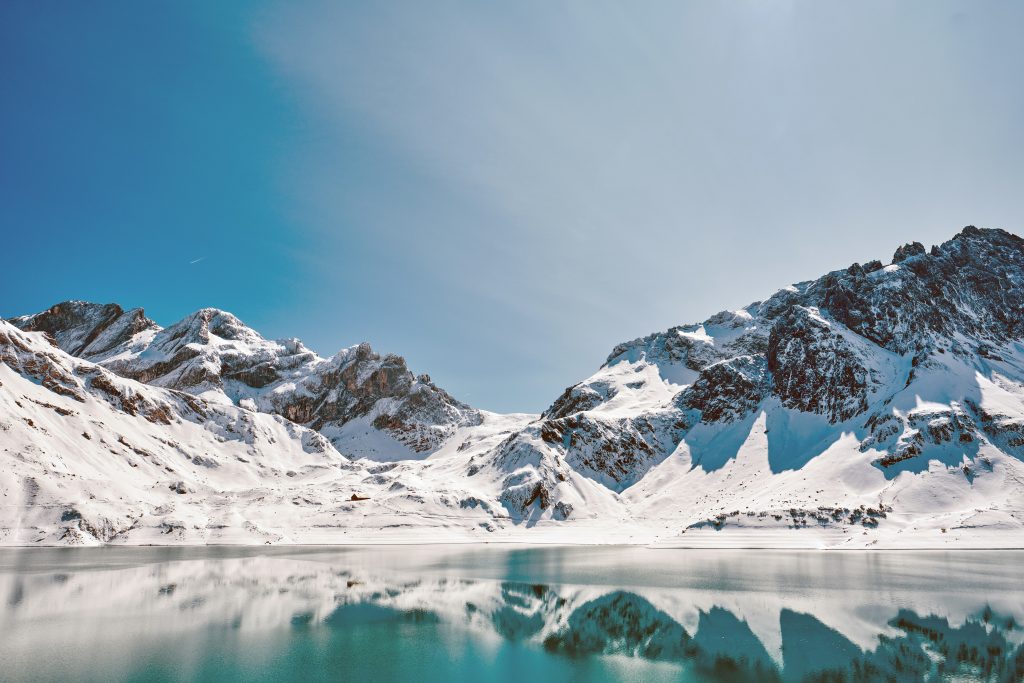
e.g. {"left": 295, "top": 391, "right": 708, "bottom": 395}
{"left": 1, "top": 546, "right": 1022, "bottom": 682}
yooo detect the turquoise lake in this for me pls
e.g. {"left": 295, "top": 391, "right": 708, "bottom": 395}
{"left": 1, "top": 546, "right": 1021, "bottom": 682}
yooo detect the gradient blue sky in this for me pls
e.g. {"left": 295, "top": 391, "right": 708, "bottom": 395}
{"left": 3, "top": 1, "right": 1024, "bottom": 412}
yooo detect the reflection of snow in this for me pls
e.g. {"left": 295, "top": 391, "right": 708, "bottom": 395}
{"left": 1, "top": 546, "right": 1021, "bottom": 681}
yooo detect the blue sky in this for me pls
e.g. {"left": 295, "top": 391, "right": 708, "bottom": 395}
{"left": 3, "top": 1, "right": 1024, "bottom": 413}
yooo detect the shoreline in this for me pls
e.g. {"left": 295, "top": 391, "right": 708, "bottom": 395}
{"left": 2, "top": 540, "right": 1022, "bottom": 551}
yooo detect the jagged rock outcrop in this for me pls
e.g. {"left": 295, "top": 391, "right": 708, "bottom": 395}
{"left": 807, "top": 226, "right": 1024, "bottom": 353}
{"left": 12, "top": 301, "right": 158, "bottom": 360}
{"left": 10, "top": 304, "right": 480, "bottom": 457}
{"left": 679, "top": 355, "right": 769, "bottom": 424}
{"left": 766, "top": 307, "right": 876, "bottom": 422}
{"left": 480, "top": 226, "right": 1024, "bottom": 521}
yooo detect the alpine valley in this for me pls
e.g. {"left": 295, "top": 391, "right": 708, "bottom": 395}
{"left": 3, "top": 226, "right": 1024, "bottom": 548}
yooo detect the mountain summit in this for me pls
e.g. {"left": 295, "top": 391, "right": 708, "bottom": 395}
{"left": 491, "top": 227, "right": 1024, "bottom": 519}
{"left": 12, "top": 302, "right": 481, "bottom": 459}
{"left": 3, "top": 226, "right": 1024, "bottom": 546}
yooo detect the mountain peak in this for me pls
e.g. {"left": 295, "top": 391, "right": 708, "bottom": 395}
{"left": 161, "top": 307, "right": 263, "bottom": 348}
{"left": 891, "top": 241, "right": 926, "bottom": 263}
{"left": 10, "top": 299, "right": 481, "bottom": 459}
{"left": 9, "top": 300, "right": 157, "bottom": 358}
{"left": 487, "top": 225, "right": 1024, "bottom": 528}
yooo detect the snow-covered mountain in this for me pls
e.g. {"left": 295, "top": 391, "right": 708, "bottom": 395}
{"left": 0, "top": 318, "right": 529, "bottom": 545}
{"left": 10, "top": 303, "right": 481, "bottom": 459}
{"left": 4, "top": 225, "right": 1024, "bottom": 546}
{"left": 487, "top": 226, "right": 1024, "bottom": 544}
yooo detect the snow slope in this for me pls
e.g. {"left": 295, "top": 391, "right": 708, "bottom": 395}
{"left": 3, "top": 225, "right": 1024, "bottom": 546}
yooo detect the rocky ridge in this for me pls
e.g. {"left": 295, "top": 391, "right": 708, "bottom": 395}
{"left": 483, "top": 227, "right": 1024, "bottom": 532}
{"left": 12, "top": 303, "right": 480, "bottom": 458}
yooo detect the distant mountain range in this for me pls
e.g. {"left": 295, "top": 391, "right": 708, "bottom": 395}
{"left": 3, "top": 225, "right": 1023, "bottom": 546}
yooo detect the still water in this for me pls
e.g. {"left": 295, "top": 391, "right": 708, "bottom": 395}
{"left": 0, "top": 545, "right": 1021, "bottom": 682}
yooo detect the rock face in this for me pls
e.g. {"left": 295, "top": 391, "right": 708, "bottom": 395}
{"left": 810, "top": 227, "right": 1024, "bottom": 353}
{"left": 11, "top": 305, "right": 480, "bottom": 458}
{"left": 766, "top": 306, "right": 876, "bottom": 422}
{"left": 680, "top": 355, "right": 769, "bottom": 424}
{"left": 12, "top": 301, "right": 158, "bottom": 360}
